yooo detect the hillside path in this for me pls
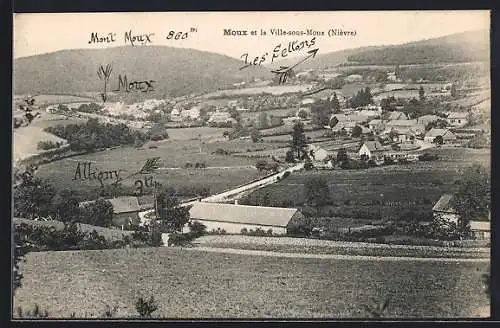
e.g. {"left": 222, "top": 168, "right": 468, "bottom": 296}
{"left": 183, "top": 246, "right": 490, "bottom": 263}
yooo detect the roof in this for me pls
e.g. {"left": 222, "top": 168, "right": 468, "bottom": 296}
{"left": 447, "top": 112, "right": 468, "bottom": 119}
{"left": 80, "top": 196, "right": 140, "bottom": 214}
{"left": 388, "top": 112, "right": 408, "bottom": 120}
{"left": 369, "top": 119, "right": 383, "bottom": 125}
{"left": 108, "top": 196, "right": 140, "bottom": 214}
{"left": 361, "top": 141, "right": 384, "bottom": 152}
{"left": 432, "top": 194, "right": 455, "bottom": 213}
{"left": 417, "top": 115, "right": 440, "bottom": 124}
{"left": 386, "top": 119, "right": 418, "bottom": 127}
{"left": 425, "top": 128, "right": 456, "bottom": 139}
{"left": 470, "top": 220, "right": 490, "bottom": 231}
{"left": 189, "top": 202, "right": 300, "bottom": 227}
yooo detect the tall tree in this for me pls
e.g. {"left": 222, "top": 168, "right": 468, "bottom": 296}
{"left": 80, "top": 198, "right": 114, "bottom": 227}
{"left": 419, "top": 85, "right": 425, "bottom": 101}
{"left": 395, "top": 65, "right": 401, "bottom": 80}
{"left": 331, "top": 93, "right": 340, "bottom": 112}
{"left": 304, "top": 176, "right": 331, "bottom": 216}
{"left": 291, "top": 121, "right": 307, "bottom": 158}
{"left": 450, "top": 83, "right": 457, "bottom": 98}
{"left": 13, "top": 166, "right": 56, "bottom": 219}
{"left": 451, "top": 164, "right": 490, "bottom": 237}
{"left": 158, "top": 195, "right": 191, "bottom": 233}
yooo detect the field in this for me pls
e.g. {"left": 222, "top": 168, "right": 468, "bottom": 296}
{"left": 203, "top": 84, "right": 315, "bottom": 98}
{"left": 244, "top": 148, "right": 490, "bottom": 219}
{"left": 166, "top": 127, "right": 229, "bottom": 141}
{"left": 13, "top": 247, "right": 489, "bottom": 318}
{"left": 34, "top": 139, "right": 283, "bottom": 199}
{"left": 13, "top": 126, "right": 67, "bottom": 162}
{"left": 14, "top": 94, "right": 97, "bottom": 106}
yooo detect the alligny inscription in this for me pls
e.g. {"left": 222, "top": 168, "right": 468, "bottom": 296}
{"left": 72, "top": 162, "right": 122, "bottom": 185}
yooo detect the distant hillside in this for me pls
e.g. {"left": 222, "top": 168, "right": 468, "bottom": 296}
{"left": 13, "top": 46, "right": 271, "bottom": 99}
{"left": 346, "top": 30, "right": 489, "bottom": 65}
{"left": 278, "top": 30, "right": 489, "bottom": 70}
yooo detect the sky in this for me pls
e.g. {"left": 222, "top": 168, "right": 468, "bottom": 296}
{"left": 13, "top": 11, "right": 490, "bottom": 60}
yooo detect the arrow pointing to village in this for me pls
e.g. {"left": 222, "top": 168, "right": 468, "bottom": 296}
{"left": 270, "top": 48, "right": 319, "bottom": 74}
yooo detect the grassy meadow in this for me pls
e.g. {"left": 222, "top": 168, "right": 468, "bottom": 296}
{"left": 244, "top": 148, "right": 490, "bottom": 219}
{"left": 34, "top": 138, "right": 283, "bottom": 199}
{"left": 13, "top": 247, "right": 489, "bottom": 318}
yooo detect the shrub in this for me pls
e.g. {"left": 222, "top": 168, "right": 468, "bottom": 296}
{"left": 283, "top": 171, "right": 291, "bottom": 178}
{"left": 240, "top": 228, "right": 248, "bottom": 234}
{"left": 37, "top": 140, "right": 62, "bottom": 150}
{"left": 168, "top": 232, "right": 196, "bottom": 247}
{"left": 188, "top": 221, "right": 207, "bottom": 237}
{"left": 135, "top": 296, "right": 158, "bottom": 318}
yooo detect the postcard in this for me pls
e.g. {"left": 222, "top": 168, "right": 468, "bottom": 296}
{"left": 12, "top": 11, "right": 491, "bottom": 319}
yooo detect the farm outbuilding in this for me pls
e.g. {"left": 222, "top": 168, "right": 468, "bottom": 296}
{"left": 80, "top": 196, "right": 141, "bottom": 229}
{"left": 186, "top": 202, "right": 304, "bottom": 235}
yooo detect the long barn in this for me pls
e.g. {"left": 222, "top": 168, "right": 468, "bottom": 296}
{"left": 187, "top": 202, "right": 304, "bottom": 235}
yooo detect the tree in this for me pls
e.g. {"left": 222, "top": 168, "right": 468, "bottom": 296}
{"left": 451, "top": 164, "right": 490, "bottom": 237}
{"left": 331, "top": 93, "right": 340, "bottom": 112}
{"left": 297, "top": 109, "right": 308, "bottom": 119}
{"left": 336, "top": 148, "right": 348, "bottom": 163}
{"left": 255, "top": 159, "right": 269, "bottom": 171}
{"left": 13, "top": 166, "right": 56, "bottom": 219}
{"left": 433, "top": 135, "right": 444, "bottom": 145}
{"left": 158, "top": 196, "right": 191, "bottom": 233}
{"left": 80, "top": 198, "right": 114, "bottom": 227}
{"left": 351, "top": 125, "right": 363, "bottom": 138}
{"left": 291, "top": 121, "right": 307, "bottom": 158}
{"left": 419, "top": 85, "right": 425, "bottom": 101}
{"left": 250, "top": 129, "right": 262, "bottom": 143}
{"left": 51, "top": 190, "right": 81, "bottom": 222}
{"left": 285, "top": 149, "right": 295, "bottom": 163}
{"left": 304, "top": 176, "right": 330, "bottom": 216}
{"left": 450, "top": 83, "right": 457, "bottom": 98}
{"left": 258, "top": 112, "right": 269, "bottom": 129}
{"left": 395, "top": 65, "right": 401, "bottom": 80}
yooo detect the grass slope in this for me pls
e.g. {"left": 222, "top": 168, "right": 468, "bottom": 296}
{"left": 13, "top": 247, "right": 489, "bottom": 318}
{"left": 14, "top": 46, "right": 271, "bottom": 99}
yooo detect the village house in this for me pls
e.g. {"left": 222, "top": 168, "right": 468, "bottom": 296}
{"left": 185, "top": 202, "right": 305, "bottom": 235}
{"left": 180, "top": 105, "right": 201, "bottom": 120}
{"left": 432, "top": 194, "right": 459, "bottom": 224}
{"left": 432, "top": 194, "right": 490, "bottom": 240}
{"left": 446, "top": 112, "right": 469, "bottom": 127}
{"left": 345, "top": 74, "right": 363, "bottom": 83}
{"left": 386, "top": 119, "right": 417, "bottom": 128}
{"left": 79, "top": 196, "right": 141, "bottom": 229}
{"left": 208, "top": 110, "right": 237, "bottom": 127}
{"left": 384, "top": 127, "right": 416, "bottom": 144}
{"left": 368, "top": 119, "right": 385, "bottom": 133}
{"left": 417, "top": 114, "right": 441, "bottom": 127}
{"left": 424, "top": 128, "right": 457, "bottom": 144}
{"left": 358, "top": 141, "right": 387, "bottom": 160}
{"left": 307, "top": 144, "right": 330, "bottom": 162}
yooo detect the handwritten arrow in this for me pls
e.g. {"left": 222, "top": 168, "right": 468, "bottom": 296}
{"left": 271, "top": 48, "right": 319, "bottom": 84}
{"left": 271, "top": 48, "right": 319, "bottom": 74}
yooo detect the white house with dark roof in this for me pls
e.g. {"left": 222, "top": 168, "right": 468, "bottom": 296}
{"left": 186, "top": 202, "right": 304, "bottom": 235}
{"left": 358, "top": 141, "right": 387, "bottom": 160}
{"left": 446, "top": 112, "right": 469, "bottom": 127}
{"left": 424, "top": 128, "right": 457, "bottom": 143}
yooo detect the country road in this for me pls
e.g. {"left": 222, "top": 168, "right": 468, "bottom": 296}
{"left": 198, "top": 162, "right": 305, "bottom": 203}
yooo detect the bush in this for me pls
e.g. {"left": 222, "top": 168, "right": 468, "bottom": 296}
{"left": 188, "top": 221, "right": 207, "bottom": 237}
{"left": 135, "top": 296, "right": 158, "bottom": 318}
{"left": 283, "top": 171, "right": 291, "bottom": 178}
{"left": 37, "top": 140, "right": 63, "bottom": 150}
{"left": 168, "top": 232, "right": 196, "bottom": 246}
